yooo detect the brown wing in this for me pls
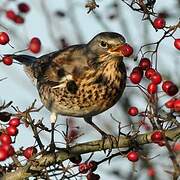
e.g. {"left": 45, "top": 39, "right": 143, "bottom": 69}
{"left": 36, "top": 45, "right": 90, "bottom": 86}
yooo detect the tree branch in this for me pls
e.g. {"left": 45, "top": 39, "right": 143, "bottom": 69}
{"left": 2, "top": 127, "right": 180, "bottom": 180}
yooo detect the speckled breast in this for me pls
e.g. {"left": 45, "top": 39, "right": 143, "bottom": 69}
{"left": 38, "top": 60, "right": 126, "bottom": 117}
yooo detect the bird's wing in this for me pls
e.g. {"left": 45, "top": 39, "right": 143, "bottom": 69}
{"left": 35, "top": 45, "right": 90, "bottom": 86}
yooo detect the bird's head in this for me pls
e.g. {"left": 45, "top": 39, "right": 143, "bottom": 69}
{"left": 87, "top": 32, "right": 127, "bottom": 61}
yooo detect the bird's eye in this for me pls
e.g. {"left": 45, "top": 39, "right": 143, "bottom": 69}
{"left": 100, "top": 41, "right": 108, "bottom": 48}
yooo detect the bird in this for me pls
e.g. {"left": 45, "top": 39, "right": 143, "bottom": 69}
{"left": 11, "top": 32, "right": 127, "bottom": 150}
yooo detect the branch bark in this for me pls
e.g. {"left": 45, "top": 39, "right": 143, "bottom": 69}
{"left": 2, "top": 127, "right": 180, "bottom": 180}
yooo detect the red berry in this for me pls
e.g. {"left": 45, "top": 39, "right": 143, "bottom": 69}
{"left": 18, "top": 3, "right": 30, "bottom": 13}
{"left": 174, "top": 99, "right": 180, "bottom": 112}
{"left": 130, "top": 72, "right": 142, "bottom": 84}
{"left": 147, "top": 83, "right": 157, "bottom": 94}
{"left": 165, "top": 99, "right": 176, "bottom": 109}
{"left": 79, "top": 163, "right": 89, "bottom": 174}
{"left": 172, "top": 143, "right": 180, "bottom": 152}
{"left": 145, "top": 68, "right": 156, "bottom": 79}
{"left": 6, "top": 10, "right": 16, "bottom": 21}
{"left": 87, "top": 173, "right": 100, "bottom": 180}
{"left": 69, "top": 155, "right": 82, "bottom": 164}
{"left": 0, "top": 32, "right": 9, "bottom": 45}
{"left": 127, "top": 151, "right": 139, "bottom": 162}
{"left": 88, "top": 161, "right": 97, "bottom": 172}
{"left": 139, "top": 58, "right": 151, "bottom": 70}
{"left": 153, "top": 17, "right": 166, "bottom": 29}
{"left": 151, "top": 131, "right": 164, "bottom": 143}
{"left": 29, "top": 37, "right": 41, "bottom": 53}
{"left": 0, "top": 147, "right": 8, "bottom": 161}
{"left": 132, "top": 66, "right": 143, "bottom": 77}
{"left": 9, "top": 118, "right": 20, "bottom": 127}
{"left": 0, "top": 112, "right": 11, "bottom": 122}
{"left": 2, "top": 56, "right": 13, "bottom": 65}
{"left": 6, "top": 126, "right": 18, "bottom": 136}
{"left": 14, "top": 15, "right": 24, "bottom": 24}
{"left": 23, "top": 147, "right": 37, "bottom": 159}
{"left": 1, "top": 144, "right": 15, "bottom": 157}
{"left": 120, "top": 43, "right": 133, "bottom": 57}
{"left": 150, "top": 72, "right": 162, "bottom": 84}
{"left": 128, "top": 107, "right": 138, "bottom": 116}
{"left": 147, "top": 167, "right": 156, "bottom": 177}
{"left": 166, "top": 84, "right": 178, "bottom": 96}
{"left": 0, "top": 133, "right": 12, "bottom": 145}
{"left": 174, "top": 38, "right": 180, "bottom": 50}
{"left": 162, "top": 81, "right": 173, "bottom": 92}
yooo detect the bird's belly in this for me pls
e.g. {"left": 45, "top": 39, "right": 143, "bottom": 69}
{"left": 39, "top": 81, "right": 125, "bottom": 117}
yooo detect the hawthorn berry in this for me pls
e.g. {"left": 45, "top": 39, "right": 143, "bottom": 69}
{"left": 29, "top": 37, "right": 41, "bottom": 53}
{"left": 174, "top": 99, "right": 180, "bottom": 112}
{"left": 86, "top": 173, "right": 100, "bottom": 180}
{"left": 2, "top": 56, "right": 13, "bottom": 65}
{"left": 14, "top": 15, "right": 24, "bottom": 24}
{"left": 79, "top": 163, "right": 89, "bottom": 174}
{"left": 0, "top": 112, "right": 11, "bottom": 122}
{"left": 0, "top": 147, "right": 8, "bottom": 161}
{"left": 18, "top": 3, "right": 30, "bottom": 13}
{"left": 147, "top": 167, "right": 156, "bottom": 177}
{"left": 139, "top": 58, "right": 151, "bottom": 70}
{"left": 162, "top": 81, "right": 178, "bottom": 96}
{"left": 0, "top": 133, "right": 12, "bottom": 145}
{"left": 128, "top": 107, "right": 138, "bottom": 116}
{"left": 132, "top": 66, "right": 143, "bottom": 77}
{"left": 120, "top": 43, "right": 133, "bottom": 57}
{"left": 147, "top": 83, "right": 157, "bottom": 94}
{"left": 150, "top": 72, "right": 162, "bottom": 84}
{"left": 6, "top": 10, "right": 16, "bottom": 21}
{"left": 162, "top": 81, "right": 173, "bottom": 92}
{"left": 6, "top": 126, "right": 18, "bottom": 136}
{"left": 165, "top": 99, "right": 176, "bottom": 109}
{"left": 88, "top": 161, "right": 97, "bottom": 172}
{"left": 69, "top": 155, "right": 82, "bottom": 164}
{"left": 1, "top": 144, "right": 15, "bottom": 157}
{"left": 8, "top": 118, "right": 20, "bottom": 127}
{"left": 127, "top": 151, "right": 139, "bottom": 162}
{"left": 172, "top": 143, "right": 180, "bottom": 152}
{"left": 153, "top": 17, "right": 166, "bottom": 29}
{"left": 23, "top": 146, "right": 37, "bottom": 159}
{"left": 0, "top": 32, "right": 9, "bottom": 45}
{"left": 166, "top": 84, "right": 178, "bottom": 96}
{"left": 130, "top": 72, "right": 142, "bottom": 84}
{"left": 151, "top": 131, "right": 164, "bottom": 143}
{"left": 145, "top": 68, "right": 156, "bottom": 79}
{"left": 174, "top": 38, "right": 180, "bottom": 50}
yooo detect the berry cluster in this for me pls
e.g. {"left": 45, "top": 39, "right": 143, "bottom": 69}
{"left": 0, "top": 118, "right": 20, "bottom": 161}
{"left": 151, "top": 131, "right": 165, "bottom": 146}
{"left": 129, "top": 57, "right": 178, "bottom": 99}
{"left": 0, "top": 32, "right": 41, "bottom": 65}
{"left": 78, "top": 161, "right": 100, "bottom": 179}
{"left": 6, "top": 2, "right": 30, "bottom": 24}
{"left": 153, "top": 17, "right": 180, "bottom": 51}
{"left": 0, "top": 114, "right": 37, "bottom": 161}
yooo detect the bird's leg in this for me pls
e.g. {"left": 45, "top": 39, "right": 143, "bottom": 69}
{"left": 49, "top": 112, "right": 57, "bottom": 151}
{"left": 84, "top": 117, "right": 114, "bottom": 153}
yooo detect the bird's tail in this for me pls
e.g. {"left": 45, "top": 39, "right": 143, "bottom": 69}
{"left": 9, "top": 54, "right": 38, "bottom": 84}
{"left": 10, "top": 54, "right": 37, "bottom": 66}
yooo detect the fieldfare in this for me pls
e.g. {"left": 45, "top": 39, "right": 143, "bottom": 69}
{"left": 12, "top": 32, "right": 128, "bottom": 149}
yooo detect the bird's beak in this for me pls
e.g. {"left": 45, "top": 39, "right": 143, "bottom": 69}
{"left": 108, "top": 44, "right": 125, "bottom": 57}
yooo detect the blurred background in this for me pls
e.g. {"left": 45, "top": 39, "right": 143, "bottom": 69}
{"left": 0, "top": 0, "right": 179, "bottom": 179}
